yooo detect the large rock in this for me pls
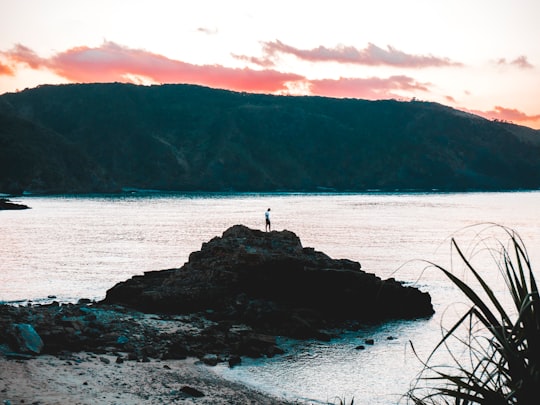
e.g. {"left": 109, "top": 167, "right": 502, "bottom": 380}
{"left": 12, "top": 323, "right": 44, "bottom": 354}
{"left": 103, "top": 225, "right": 433, "bottom": 337}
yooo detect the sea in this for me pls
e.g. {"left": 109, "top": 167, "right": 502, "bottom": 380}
{"left": 1, "top": 191, "right": 539, "bottom": 404}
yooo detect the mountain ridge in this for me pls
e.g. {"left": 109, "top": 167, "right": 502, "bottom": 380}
{"left": 1, "top": 83, "right": 539, "bottom": 194}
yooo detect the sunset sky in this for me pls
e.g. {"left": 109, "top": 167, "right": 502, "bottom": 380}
{"left": 1, "top": 0, "right": 539, "bottom": 128}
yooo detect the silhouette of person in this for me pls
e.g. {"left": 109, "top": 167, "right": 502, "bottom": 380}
{"left": 265, "top": 208, "right": 271, "bottom": 232}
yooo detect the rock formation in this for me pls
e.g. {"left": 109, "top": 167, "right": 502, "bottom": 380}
{"left": 0, "top": 198, "right": 29, "bottom": 210}
{"left": 104, "top": 225, "right": 433, "bottom": 338}
{"left": 1, "top": 226, "right": 434, "bottom": 364}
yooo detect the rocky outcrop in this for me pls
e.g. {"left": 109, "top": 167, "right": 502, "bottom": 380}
{"left": 104, "top": 225, "right": 433, "bottom": 338}
{"left": 0, "top": 198, "right": 29, "bottom": 210}
{"left": 0, "top": 226, "right": 433, "bottom": 364}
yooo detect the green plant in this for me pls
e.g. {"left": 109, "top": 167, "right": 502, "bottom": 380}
{"left": 407, "top": 225, "right": 540, "bottom": 404}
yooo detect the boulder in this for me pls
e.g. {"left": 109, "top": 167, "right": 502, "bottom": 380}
{"left": 180, "top": 386, "right": 205, "bottom": 398}
{"left": 104, "top": 225, "right": 433, "bottom": 337}
{"left": 12, "top": 323, "right": 44, "bottom": 354}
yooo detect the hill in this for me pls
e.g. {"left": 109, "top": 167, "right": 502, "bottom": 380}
{"left": 1, "top": 83, "right": 539, "bottom": 194}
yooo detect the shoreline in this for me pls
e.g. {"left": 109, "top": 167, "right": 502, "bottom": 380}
{"left": 0, "top": 302, "right": 298, "bottom": 404}
{"left": 0, "top": 300, "right": 304, "bottom": 405}
{"left": 0, "top": 354, "right": 295, "bottom": 405}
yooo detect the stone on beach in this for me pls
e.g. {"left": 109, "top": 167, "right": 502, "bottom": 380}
{"left": 12, "top": 323, "right": 44, "bottom": 354}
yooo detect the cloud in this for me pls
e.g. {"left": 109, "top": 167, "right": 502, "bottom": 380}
{"left": 445, "top": 95, "right": 456, "bottom": 103}
{"left": 231, "top": 53, "right": 276, "bottom": 68}
{"left": 0, "top": 41, "right": 443, "bottom": 103}
{"left": 2, "top": 41, "right": 303, "bottom": 93}
{"left": 308, "top": 75, "right": 430, "bottom": 99}
{"left": 496, "top": 55, "right": 534, "bottom": 69}
{"left": 469, "top": 105, "right": 540, "bottom": 124}
{"left": 1, "top": 44, "right": 44, "bottom": 70}
{"left": 487, "top": 106, "right": 540, "bottom": 122}
{"left": 238, "top": 40, "right": 463, "bottom": 68}
{"left": 0, "top": 61, "right": 14, "bottom": 76}
{"left": 197, "top": 27, "right": 218, "bottom": 35}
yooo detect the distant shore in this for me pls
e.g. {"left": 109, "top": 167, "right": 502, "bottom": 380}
{"left": 0, "top": 198, "right": 30, "bottom": 210}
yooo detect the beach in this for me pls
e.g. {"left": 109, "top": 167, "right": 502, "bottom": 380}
{"left": 0, "top": 354, "right": 293, "bottom": 405}
{"left": 0, "top": 301, "right": 296, "bottom": 405}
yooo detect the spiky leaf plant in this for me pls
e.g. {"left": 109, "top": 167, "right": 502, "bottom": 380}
{"left": 408, "top": 225, "right": 540, "bottom": 404}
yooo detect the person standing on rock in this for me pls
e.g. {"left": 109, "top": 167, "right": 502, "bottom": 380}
{"left": 265, "top": 208, "right": 271, "bottom": 232}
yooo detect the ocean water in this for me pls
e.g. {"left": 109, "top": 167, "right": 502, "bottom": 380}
{"left": 1, "top": 191, "right": 539, "bottom": 403}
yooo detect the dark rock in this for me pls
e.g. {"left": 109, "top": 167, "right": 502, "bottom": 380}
{"left": 228, "top": 355, "right": 242, "bottom": 367}
{"left": 236, "top": 332, "right": 283, "bottom": 358}
{"left": 355, "top": 345, "right": 366, "bottom": 350}
{"left": 180, "top": 386, "right": 205, "bottom": 398}
{"left": 127, "top": 352, "right": 138, "bottom": 361}
{"left": 77, "top": 298, "right": 92, "bottom": 305}
{"left": 103, "top": 225, "right": 434, "bottom": 338}
{"left": 12, "top": 323, "right": 44, "bottom": 354}
{"left": 0, "top": 198, "right": 29, "bottom": 210}
{"left": 365, "top": 338, "right": 375, "bottom": 345}
{"left": 162, "top": 341, "right": 188, "bottom": 360}
{"left": 201, "top": 354, "right": 219, "bottom": 366}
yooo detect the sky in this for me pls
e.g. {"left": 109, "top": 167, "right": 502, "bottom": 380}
{"left": 1, "top": 0, "right": 539, "bottom": 129}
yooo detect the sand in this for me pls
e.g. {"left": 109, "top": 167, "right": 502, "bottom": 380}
{"left": 0, "top": 354, "right": 294, "bottom": 405}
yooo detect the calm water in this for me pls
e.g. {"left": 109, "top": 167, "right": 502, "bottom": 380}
{"left": 1, "top": 192, "right": 539, "bottom": 403}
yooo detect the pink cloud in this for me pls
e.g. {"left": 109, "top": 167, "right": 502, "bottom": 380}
{"left": 0, "top": 61, "right": 14, "bottom": 76}
{"left": 240, "top": 40, "right": 462, "bottom": 68}
{"left": 445, "top": 95, "right": 456, "bottom": 103}
{"left": 496, "top": 55, "right": 534, "bottom": 69}
{"left": 2, "top": 44, "right": 45, "bottom": 69}
{"left": 232, "top": 53, "right": 276, "bottom": 68}
{"left": 2, "top": 41, "right": 303, "bottom": 93}
{"left": 0, "top": 41, "right": 450, "bottom": 104}
{"left": 308, "top": 76, "right": 430, "bottom": 99}
{"left": 468, "top": 106, "right": 540, "bottom": 124}
{"left": 486, "top": 106, "right": 540, "bottom": 122}
{"left": 0, "top": 44, "right": 43, "bottom": 76}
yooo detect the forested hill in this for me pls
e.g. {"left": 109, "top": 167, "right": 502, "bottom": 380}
{"left": 1, "top": 82, "right": 539, "bottom": 195}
